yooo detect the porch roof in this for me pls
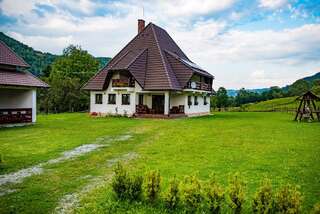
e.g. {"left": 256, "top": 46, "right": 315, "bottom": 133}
{"left": 0, "top": 69, "right": 49, "bottom": 88}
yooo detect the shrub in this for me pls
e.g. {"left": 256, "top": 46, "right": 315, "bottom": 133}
{"left": 312, "top": 202, "right": 320, "bottom": 214}
{"left": 181, "top": 175, "right": 203, "bottom": 213}
{"left": 274, "top": 184, "right": 302, "bottom": 214}
{"left": 164, "top": 176, "right": 180, "bottom": 210}
{"left": 226, "top": 173, "right": 246, "bottom": 214}
{"left": 205, "top": 174, "right": 224, "bottom": 213}
{"left": 126, "top": 173, "right": 143, "bottom": 201}
{"left": 111, "top": 162, "right": 128, "bottom": 200}
{"left": 111, "top": 162, "right": 143, "bottom": 201}
{"left": 144, "top": 170, "right": 161, "bottom": 203}
{"left": 252, "top": 178, "right": 273, "bottom": 214}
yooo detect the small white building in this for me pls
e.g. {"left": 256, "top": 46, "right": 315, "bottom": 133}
{"left": 0, "top": 41, "right": 49, "bottom": 126}
{"left": 83, "top": 20, "right": 214, "bottom": 118}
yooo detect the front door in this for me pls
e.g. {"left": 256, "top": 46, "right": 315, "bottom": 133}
{"left": 152, "top": 95, "right": 164, "bottom": 114}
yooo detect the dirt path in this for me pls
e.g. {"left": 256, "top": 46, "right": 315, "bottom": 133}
{"left": 0, "top": 134, "right": 133, "bottom": 196}
{"left": 54, "top": 152, "right": 139, "bottom": 214}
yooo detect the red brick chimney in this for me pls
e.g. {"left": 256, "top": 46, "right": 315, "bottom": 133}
{"left": 138, "top": 19, "right": 145, "bottom": 34}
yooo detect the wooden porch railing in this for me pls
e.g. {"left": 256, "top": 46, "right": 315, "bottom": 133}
{"left": 0, "top": 108, "right": 32, "bottom": 124}
{"left": 185, "top": 81, "right": 212, "bottom": 91}
{"left": 112, "top": 79, "right": 135, "bottom": 87}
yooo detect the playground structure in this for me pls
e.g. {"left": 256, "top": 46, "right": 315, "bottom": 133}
{"left": 294, "top": 91, "right": 320, "bottom": 122}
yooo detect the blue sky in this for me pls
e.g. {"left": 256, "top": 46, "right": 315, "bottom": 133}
{"left": 0, "top": 0, "right": 319, "bottom": 89}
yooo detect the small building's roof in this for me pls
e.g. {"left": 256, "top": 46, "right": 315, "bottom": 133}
{"left": 0, "top": 41, "right": 49, "bottom": 88}
{"left": 0, "top": 69, "right": 49, "bottom": 88}
{"left": 83, "top": 22, "right": 213, "bottom": 91}
{"left": 296, "top": 91, "right": 320, "bottom": 101}
{"left": 0, "top": 41, "right": 30, "bottom": 67}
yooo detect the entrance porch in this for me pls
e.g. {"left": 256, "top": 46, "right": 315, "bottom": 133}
{"left": 134, "top": 92, "right": 186, "bottom": 118}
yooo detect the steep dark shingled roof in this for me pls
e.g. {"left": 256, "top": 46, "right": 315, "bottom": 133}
{"left": 83, "top": 22, "right": 213, "bottom": 91}
{"left": 0, "top": 41, "right": 49, "bottom": 88}
{"left": 0, "top": 41, "right": 29, "bottom": 67}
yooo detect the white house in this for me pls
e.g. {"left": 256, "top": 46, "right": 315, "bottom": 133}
{"left": 0, "top": 41, "right": 49, "bottom": 126}
{"left": 83, "top": 20, "right": 214, "bottom": 118}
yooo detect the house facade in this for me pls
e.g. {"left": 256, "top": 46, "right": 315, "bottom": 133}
{"left": 83, "top": 20, "right": 214, "bottom": 118}
{"left": 0, "top": 41, "right": 49, "bottom": 125}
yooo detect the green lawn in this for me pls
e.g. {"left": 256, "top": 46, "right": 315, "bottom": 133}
{"left": 0, "top": 112, "right": 319, "bottom": 213}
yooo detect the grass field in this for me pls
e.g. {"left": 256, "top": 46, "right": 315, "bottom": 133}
{"left": 0, "top": 112, "right": 319, "bottom": 213}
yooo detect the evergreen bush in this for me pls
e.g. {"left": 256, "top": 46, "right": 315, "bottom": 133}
{"left": 252, "top": 178, "right": 273, "bottom": 214}
{"left": 226, "top": 173, "right": 246, "bottom": 214}
{"left": 111, "top": 162, "right": 143, "bottom": 201}
{"left": 126, "top": 173, "right": 143, "bottom": 201}
{"left": 144, "top": 170, "right": 161, "bottom": 203}
{"left": 164, "top": 176, "right": 180, "bottom": 210}
{"left": 181, "top": 175, "right": 203, "bottom": 213}
{"left": 274, "top": 184, "right": 302, "bottom": 214}
{"left": 111, "top": 162, "right": 129, "bottom": 200}
{"left": 205, "top": 174, "right": 225, "bottom": 214}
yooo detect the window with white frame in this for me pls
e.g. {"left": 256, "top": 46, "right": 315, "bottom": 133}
{"left": 95, "top": 94, "right": 103, "bottom": 104}
{"left": 122, "top": 94, "right": 130, "bottom": 105}
{"left": 194, "top": 96, "right": 198, "bottom": 105}
{"left": 108, "top": 94, "right": 116, "bottom": 104}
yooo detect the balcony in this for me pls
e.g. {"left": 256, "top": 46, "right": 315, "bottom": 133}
{"left": 112, "top": 79, "right": 135, "bottom": 88}
{"left": 185, "top": 81, "right": 212, "bottom": 91}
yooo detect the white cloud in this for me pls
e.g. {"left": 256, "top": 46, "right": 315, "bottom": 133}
{"left": 57, "top": 0, "right": 98, "bottom": 15}
{"left": 259, "top": 0, "right": 287, "bottom": 9}
{"left": 166, "top": 23, "right": 320, "bottom": 88}
{"left": 0, "top": 0, "right": 39, "bottom": 16}
{"left": 202, "top": 24, "right": 320, "bottom": 64}
{"left": 154, "top": 0, "right": 235, "bottom": 17}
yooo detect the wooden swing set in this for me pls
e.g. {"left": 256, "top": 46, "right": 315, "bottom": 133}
{"left": 294, "top": 91, "right": 320, "bottom": 122}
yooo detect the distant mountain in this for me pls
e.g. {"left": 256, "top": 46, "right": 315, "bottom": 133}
{"left": 282, "top": 72, "right": 320, "bottom": 92}
{"left": 227, "top": 88, "right": 269, "bottom": 97}
{"left": 301, "top": 72, "right": 320, "bottom": 82}
{"left": 0, "top": 32, "right": 111, "bottom": 76}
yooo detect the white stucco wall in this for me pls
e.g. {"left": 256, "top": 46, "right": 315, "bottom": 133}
{"left": 90, "top": 90, "right": 136, "bottom": 116}
{"left": 184, "top": 94, "right": 210, "bottom": 116}
{"left": 0, "top": 88, "right": 37, "bottom": 122}
{"left": 170, "top": 93, "right": 210, "bottom": 116}
{"left": 89, "top": 73, "right": 143, "bottom": 116}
